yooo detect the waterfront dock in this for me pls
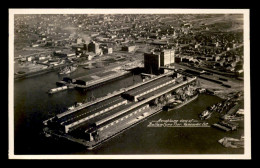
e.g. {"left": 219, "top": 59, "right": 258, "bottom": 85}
{"left": 44, "top": 72, "right": 197, "bottom": 148}
{"left": 212, "top": 123, "right": 231, "bottom": 132}
{"left": 55, "top": 71, "right": 175, "bottom": 118}
{"left": 74, "top": 71, "right": 131, "bottom": 89}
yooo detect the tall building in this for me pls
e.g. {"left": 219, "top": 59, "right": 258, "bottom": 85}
{"left": 144, "top": 52, "right": 160, "bottom": 74}
{"left": 88, "top": 41, "right": 101, "bottom": 54}
{"left": 160, "top": 49, "right": 175, "bottom": 66}
{"left": 122, "top": 45, "right": 136, "bottom": 52}
{"left": 144, "top": 49, "right": 175, "bottom": 74}
{"left": 102, "top": 47, "right": 113, "bottom": 54}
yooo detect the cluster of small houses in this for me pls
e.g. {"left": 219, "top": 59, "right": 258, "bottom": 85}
{"left": 16, "top": 14, "right": 243, "bottom": 76}
{"left": 175, "top": 54, "right": 241, "bottom": 72}
{"left": 19, "top": 14, "right": 198, "bottom": 51}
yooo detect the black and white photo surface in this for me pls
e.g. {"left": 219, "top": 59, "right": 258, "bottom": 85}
{"left": 8, "top": 9, "right": 251, "bottom": 159}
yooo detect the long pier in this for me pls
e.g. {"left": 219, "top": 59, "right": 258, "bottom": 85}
{"left": 55, "top": 71, "right": 175, "bottom": 119}
{"left": 96, "top": 77, "right": 197, "bottom": 127}
{"left": 44, "top": 74, "right": 197, "bottom": 148}
{"left": 49, "top": 71, "right": 131, "bottom": 95}
{"left": 64, "top": 76, "right": 196, "bottom": 133}
{"left": 75, "top": 71, "right": 131, "bottom": 89}
{"left": 14, "top": 63, "right": 73, "bottom": 80}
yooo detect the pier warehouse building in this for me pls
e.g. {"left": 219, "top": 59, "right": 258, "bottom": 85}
{"left": 44, "top": 71, "right": 197, "bottom": 146}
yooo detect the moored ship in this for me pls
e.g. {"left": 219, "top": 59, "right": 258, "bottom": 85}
{"left": 48, "top": 86, "right": 68, "bottom": 94}
{"left": 218, "top": 136, "right": 244, "bottom": 148}
{"left": 199, "top": 110, "right": 212, "bottom": 120}
{"left": 163, "top": 94, "right": 198, "bottom": 112}
{"left": 59, "top": 65, "right": 78, "bottom": 75}
{"left": 67, "top": 102, "right": 83, "bottom": 110}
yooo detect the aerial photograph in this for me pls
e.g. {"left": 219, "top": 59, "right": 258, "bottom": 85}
{"left": 9, "top": 9, "right": 250, "bottom": 159}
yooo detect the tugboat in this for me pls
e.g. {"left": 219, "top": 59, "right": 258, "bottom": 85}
{"left": 208, "top": 104, "right": 216, "bottom": 111}
{"left": 67, "top": 102, "right": 83, "bottom": 111}
{"left": 83, "top": 65, "right": 95, "bottom": 69}
{"left": 199, "top": 110, "right": 212, "bottom": 120}
{"left": 59, "top": 65, "right": 78, "bottom": 75}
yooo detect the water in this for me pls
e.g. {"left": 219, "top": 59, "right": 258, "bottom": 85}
{"left": 14, "top": 69, "right": 244, "bottom": 154}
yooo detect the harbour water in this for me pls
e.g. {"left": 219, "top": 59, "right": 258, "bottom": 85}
{"left": 14, "top": 68, "right": 244, "bottom": 154}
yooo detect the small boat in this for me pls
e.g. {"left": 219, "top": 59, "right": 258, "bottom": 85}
{"left": 59, "top": 65, "right": 78, "bottom": 75}
{"left": 218, "top": 137, "right": 244, "bottom": 148}
{"left": 45, "top": 133, "right": 51, "bottom": 137}
{"left": 75, "top": 102, "right": 83, "bottom": 107}
{"left": 199, "top": 110, "right": 212, "bottom": 120}
{"left": 67, "top": 102, "right": 83, "bottom": 111}
{"left": 83, "top": 65, "right": 95, "bottom": 69}
{"left": 68, "top": 106, "right": 75, "bottom": 110}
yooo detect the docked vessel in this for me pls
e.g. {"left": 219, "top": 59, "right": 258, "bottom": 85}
{"left": 208, "top": 104, "right": 217, "bottom": 111}
{"left": 199, "top": 110, "right": 212, "bottom": 120}
{"left": 42, "top": 72, "right": 198, "bottom": 150}
{"left": 218, "top": 137, "right": 244, "bottom": 148}
{"left": 68, "top": 105, "right": 75, "bottom": 110}
{"left": 67, "top": 102, "right": 83, "bottom": 110}
{"left": 59, "top": 65, "right": 78, "bottom": 75}
{"left": 163, "top": 94, "right": 198, "bottom": 112}
{"left": 83, "top": 65, "right": 95, "bottom": 69}
{"left": 48, "top": 86, "right": 68, "bottom": 94}
{"left": 78, "top": 61, "right": 89, "bottom": 66}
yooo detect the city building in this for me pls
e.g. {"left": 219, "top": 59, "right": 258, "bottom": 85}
{"left": 175, "top": 56, "right": 182, "bottom": 63}
{"left": 53, "top": 51, "right": 71, "bottom": 58}
{"left": 27, "top": 56, "right": 33, "bottom": 62}
{"left": 88, "top": 41, "right": 102, "bottom": 54}
{"left": 38, "top": 56, "right": 46, "bottom": 60}
{"left": 144, "top": 49, "right": 175, "bottom": 74}
{"left": 73, "top": 44, "right": 87, "bottom": 55}
{"left": 76, "top": 38, "right": 83, "bottom": 44}
{"left": 144, "top": 52, "right": 161, "bottom": 74}
{"left": 84, "top": 52, "right": 95, "bottom": 60}
{"left": 160, "top": 49, "right": 175, "bottom": 66}
{"left": 122, "top": 45, "right": 136, "bottom": 52}
{"left": 102, "top": 47, "right": 113, "bottom": 54}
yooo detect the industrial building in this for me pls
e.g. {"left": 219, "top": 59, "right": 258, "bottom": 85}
{"left": 160, "top": 49, "right": 175, "bottom": 66}
{"left": 58, "top": 96, "right": 128, "bottom": 133}
{"left": 83, "top": 74, "right": 196, "bottom": 142}
{"left": 122, "top": 76, "right": 177, "bottom": 102}
{"left": 144, "top": 49, "right": 175, "bottom": 74}
{"left": 85, "top": 104, "right": 150, "bottom": 141}
{"left": 73, "top": 44, "right": 87, "bottom": 55}
{"left": 144, "top": 52, "right": 161, "bottom": 74}
{"left": 53, "top": 50, "right": 76, "bottom": 58}
{"left": 88, "top": 41, "right": 102, "bottom": 54}
{"left": 44, "top": 70, "right": 197, "bottom": 145}
{"left": 100, "top": 46, "right": 113, "bottom": 54}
